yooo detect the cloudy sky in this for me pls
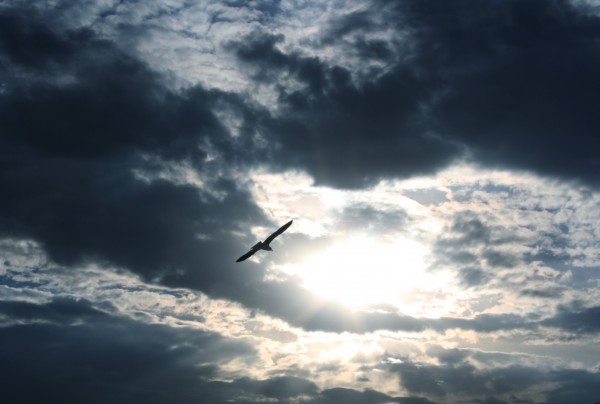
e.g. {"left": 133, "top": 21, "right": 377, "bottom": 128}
{"left": 1, "top": 0, "right": 600, "bottom": 402}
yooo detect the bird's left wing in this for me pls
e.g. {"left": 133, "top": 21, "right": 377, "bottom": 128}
{"left": 264, "top": 219, "right": 293, "bottom": 245}
{"left": 236, "top": 249, "right": 257, "bottom": 262}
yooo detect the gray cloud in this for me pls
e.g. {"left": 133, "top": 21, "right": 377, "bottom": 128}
{"left": 228, "top": 28, "right": 459, "bottom": 188}
{"left": 336, "top": 203, "right": 409, "bottom": 234}
{"left": 0, "top": 298, "right": 258, "bottom": 404}
{"left": 458, "top": 267, "right": 490, "bottom": 287}
{"left": 390, "top": 358, "right": 600, "bottom": 402}
{"left": 0, "top": 5, "right": 276, "bottom": 323}
{"left": 316, "top": 387, "right": 436, "bottom": 404}
{"left": 234, "top": 291, "right": 598, "bottom": 335}
{"left": 226, "top": 0, "right": 600, "bottom": 189}
{"left": 520, "top": 287, "right": 565, "bottom": 299}
{"left": 429, "top": 211, "right": 523, "bottom": 287}
{"left": 542, "top": 302, "right": 600, "bottom": 334}
{"left": 410, "top": 0, "right": 600, "bottom": 187}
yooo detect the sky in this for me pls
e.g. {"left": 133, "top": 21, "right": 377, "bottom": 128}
{"left": 1, "top": 0, "right": 600, "bottom": 402}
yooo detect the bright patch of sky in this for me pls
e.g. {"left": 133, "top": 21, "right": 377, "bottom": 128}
{"left": 245, "top": 165, "right": 600, "bottom": 322}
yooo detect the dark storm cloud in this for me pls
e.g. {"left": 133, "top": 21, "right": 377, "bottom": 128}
{"left": 0, "top": 15, "right": 243, "bottom": 164}
{"left": 0, "top": 8, "right": 78, "bottom": 70}
{"left": 0, "top": 297, "right": 110, "bottom": 324}
{"left": 409, "top": 0, "right": 600, "bottom": 187}
{"left": 230, "top": 0, "right": 600, "bottom": 188}
{"left": 0, "top": 7, "right": 269, "bottom": 293}
{"left": 0, "top": 298, "right": 258, "bottom": 404}
{"left": 395, "top": 0, "right": 600, "bottom": 188}
{"left": 389, "top": 357, "right": 600, "bottom": 402}
{"left": 542, "top": 302, "right": 600, "bottom": 334}
{"left": 230, "top": 29, "right": 459, "bottom": 188}
{"left": 546, "top": 368, "right": 600, "bottom": 403}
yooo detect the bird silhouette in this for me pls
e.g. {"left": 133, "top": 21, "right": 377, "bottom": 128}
{"left": 236, "top": 219, "right": 293, "bottom": 262}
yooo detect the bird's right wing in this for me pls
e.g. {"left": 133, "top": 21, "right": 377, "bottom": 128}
{"left": 236, "top": 249, "right": 257, "bottom": 262}
{"left": 264, "top": 219, "right": 293, "bottom": 245}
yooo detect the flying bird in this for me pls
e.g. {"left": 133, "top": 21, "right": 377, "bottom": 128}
{"left": 236, "top": 219, "right": 293, "bottom": 262}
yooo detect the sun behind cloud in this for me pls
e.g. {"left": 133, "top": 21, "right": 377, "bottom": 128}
{"left": 278, "top": 235, "right": 451, "bottom": 311}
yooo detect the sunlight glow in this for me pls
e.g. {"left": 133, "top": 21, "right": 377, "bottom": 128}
{"left": 282, "top": 236, "right": 442, "bottom": 309}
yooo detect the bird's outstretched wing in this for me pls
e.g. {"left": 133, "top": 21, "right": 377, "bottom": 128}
{"left": 236, "top": 249, "right": 257, "bottom": 262}
{"left": 264, "top": 219, "right": 293, "bottom": 245}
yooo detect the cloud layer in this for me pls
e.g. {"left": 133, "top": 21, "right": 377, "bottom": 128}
{"left": 1, "top": 0, "right": 600, "bottom": 402}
